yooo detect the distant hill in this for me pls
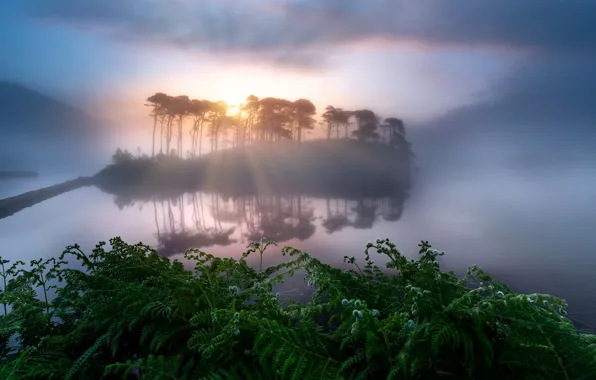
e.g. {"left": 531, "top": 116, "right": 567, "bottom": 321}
{"left": 0, "top": 81, "right": 101, "bottom": 138}
{"left": 0, "top": 82, "right": 113, "bottom": 174}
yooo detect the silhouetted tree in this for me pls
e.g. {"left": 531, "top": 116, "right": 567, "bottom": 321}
{"left": 189, "top": 99, "right": 208, "bottom": 158}
{"left": 112, "top": 148, "right": 134, "bottom": 164}
{"left": 385, "top": 117, "right": 405, "bottom": 137}
{"left": 160, "top": 95, "right": 177, "bottom": 155}
{"left": 146, "top": 93, "right": 170, "bottom": 157}
{"left": 258, "top": 98, "right": 294, "bottom": 141}
{"left": 321, "top": 105, "right": 338, "bottom": 140}
{"left": 143, "top": 92, "right": 411, "bottom": 157}
{"left": 204, "top": 101, "right": 227, "bottom": 152}
{"left": 392, "top": 132, "right": 415, "bottom": 160}
{"left": 321, "top": 106, "right": 353, "bottom": 140}
{"left": 352, "top": 109, "right": 379, "bottom": 142}
{"left": 335, "top": 109, "right": 353, "bottom": 138}
{"left": 241, "top": 95, "right": 260, "bottom": 144}
{"left": 384, "top": 117, "right": 405, "bottom": 146}
{"left": 293, "top": 99, "right": 316, "bottom": 142}
{"left": 172, "top": 95, "right": 191, "bottom": 158}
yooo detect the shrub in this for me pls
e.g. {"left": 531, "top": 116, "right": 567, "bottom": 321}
{"left": 111, "top": 148, "right": 135, "bottom": 164}
{"left": 0, "top": 238, "right": 594, "bottom": 379}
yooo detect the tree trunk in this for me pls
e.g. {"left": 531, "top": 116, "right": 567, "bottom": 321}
{"left": 199, "top": 123, "right": 203, "bottom": 156}
{"left": 160, "top": 117, "right": 164, "bottom": 154}
{"left": 178, "top": 116, "right": 183, "bottom": 158}
{"left": 190, "top": 121, "right": 196, "bottom": 158}
{"left": 166, "top": 115, "right": 173, "bottom": 155}
{"left": 152, "top": 114, "right": 157, "bottom": 157}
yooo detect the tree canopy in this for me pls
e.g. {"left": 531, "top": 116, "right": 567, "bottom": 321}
{"left": 144, "top": 93, "right": 412, "bottom": 159}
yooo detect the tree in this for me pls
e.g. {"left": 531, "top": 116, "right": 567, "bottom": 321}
{"left": 335, "top": 109, "right": 353, "bottom": 139}
{"left": 241, "top": 95, "right": 260, "bottom": 145}
{"left": 385, "top": 117, "right": 405, "bottom": 137}
{"left": 160, "top": 95, "right": 176, "bottom": 156}
{"left": 146, "top": 93, "right": 170, "bottom": 157}
{"left": 172, "top": 96, "right": 191, "bottom": 158}
{"left": 384, "top": 117, "right": 405, "bottom": 146}
{"left": 321, "top": 106, "right": 352, "bottom": 140}
{"left": 352, "top": 109, "right": 379, "bottom": 142}
{"left": 383, "top": 117, "right": 412, "bottom": 158}
{"left": 258, "top": 98, "right": 294, "bottom": 141}
{"left": 205, "top": 101, "right": 227, "bottom": 152}
{"left": 321, "top": 105, "right": 338, "bottom": 140}
{"left": 188, "top": 99, "right": 209, "bottom": 158}
{"left": 143, "top": 92, "right": 406, "bottom": 156}
{"left": 293, "top": 99, "right": 316, "bottom": 143}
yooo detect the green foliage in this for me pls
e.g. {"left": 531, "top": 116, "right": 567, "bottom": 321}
{"left": 0, "top": 237, "right": 594, "bottom": 379}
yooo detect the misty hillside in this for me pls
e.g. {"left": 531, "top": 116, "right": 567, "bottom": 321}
{"left": 408, "top": 92, "right": 596, "bottom": 175}
{"left": 0, "top": 82, "right": 112, "bottom": 175}
{"left": 95, "top": 140, "right": 411, "bottom": 200}
{"left": 0, "top": 81, "right": 100, "bottom": 138}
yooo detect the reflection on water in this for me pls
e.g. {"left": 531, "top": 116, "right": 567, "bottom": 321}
{"left": 113, "top": 192, "right": 408, "bottom": 257}
{"left": 2, "top": 159, "right": 596, "bottom": 329}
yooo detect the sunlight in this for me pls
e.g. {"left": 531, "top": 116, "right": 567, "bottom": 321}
{"left": 224, "top": 100, "right": 242, "bottom": 116}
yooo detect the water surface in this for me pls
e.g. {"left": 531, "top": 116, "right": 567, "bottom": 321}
{"left": 1, "top": 151, "right": 596, "bottom": 329}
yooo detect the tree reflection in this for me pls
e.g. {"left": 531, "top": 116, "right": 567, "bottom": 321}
{"left": 151, "top": 194, "right": 237, "bottom": 256}
{"left": 243, "top": 196, "right": 316, "bottom": 243}
{"left": 113, "top": 190, "right": 408, "bottom": 256}
{"left": 381, "top": 197, "right": 404, "bottom": 222}
{"left": 351, "top": 200, "right": 379, "bottom": 229}
{"left": 322, "top": 198, "right": 351, "bottom": 234}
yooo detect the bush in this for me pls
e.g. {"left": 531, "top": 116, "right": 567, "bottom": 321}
{"left": 111, "top": 148, "right": 135, "bottom": 164}
{"left": 0, "top": 238, "right": 594, "bottom": 379}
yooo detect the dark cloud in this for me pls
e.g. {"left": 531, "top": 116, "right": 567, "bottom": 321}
{"left": 27, "top": 0, "right": 596, "bottom": 66}
{"left": 411, "top": 48, "right": 596, "bottom": 170}
{"left": 23, "top": 0, "right": 596, "bottom": 144}
{"left": 421, "top": 50, "right": 596, "bottom": 135}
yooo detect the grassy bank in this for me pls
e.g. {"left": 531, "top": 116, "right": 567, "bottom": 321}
{"left": 0, "top": 176, "right": 93, "bottom": 220}
{"left": 93, "top": 140, "right": 412, "bottom": 200}
{"left": 0, "top": 237, "right": 594, "bottom": 379}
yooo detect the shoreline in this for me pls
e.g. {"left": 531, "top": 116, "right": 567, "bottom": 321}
{"left": 0, "top": 176, "right": 93, "bottom": 220}
{"left": 0, "top": 140, "right": 413, "bottom": 219}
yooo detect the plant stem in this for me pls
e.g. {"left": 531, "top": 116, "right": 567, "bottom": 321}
{"left": 259, "top": 248, "right": 264, "bottom": 273}
{"left": 39, "top": 272, "right": 50, "bottom": 315}
{"left": 1, "top": 262, "right": 7, "bottom": 316}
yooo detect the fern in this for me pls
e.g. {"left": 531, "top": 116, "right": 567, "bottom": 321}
{"left": 64, "top": 333, "right": 109, "bottom": 380}
{"left": 0, "top": 237, "right": 595, "bottom": 379}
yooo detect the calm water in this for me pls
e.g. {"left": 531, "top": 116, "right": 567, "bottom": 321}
{"left": 1, "top": 152, "right": 596, "bottom": 329}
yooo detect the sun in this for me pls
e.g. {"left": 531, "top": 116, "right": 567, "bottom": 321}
{"left": 204, "top": 93, "right": 244, "bottom": 116}
{"left": 224, "top": 100, "right": 242, "bottom": 116}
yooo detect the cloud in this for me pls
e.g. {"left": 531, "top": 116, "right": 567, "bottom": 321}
{"left": 423, "top": 50, "right": 596, "bottom": 134}
{"left": 411, "top": 48, "right": 596, "bottom": 170}
{"left": 27, "top": 0, "right": 596, "bottom": 68}
{"left": 23, "top": 0, "right": 596, "bottom": 142}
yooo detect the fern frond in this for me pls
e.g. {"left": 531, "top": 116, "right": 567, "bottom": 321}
{"left": 64, "top": 333, "right": 109, "bottom": 380}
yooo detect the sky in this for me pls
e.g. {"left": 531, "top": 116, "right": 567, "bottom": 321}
{"left": 1, "top": 0, "right": 595, "bottom": 140}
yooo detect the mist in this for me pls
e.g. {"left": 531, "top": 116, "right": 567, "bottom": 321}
{"left": 2, "top": 1, "right": 596, "bottom": 376}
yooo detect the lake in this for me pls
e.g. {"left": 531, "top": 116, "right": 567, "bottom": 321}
{"left": 1, "top": 148, "right": 596, "bottom": 330}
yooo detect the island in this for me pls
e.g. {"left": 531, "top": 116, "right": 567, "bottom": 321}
{"left": 0, "top": 93, "right": 416, "bottom": 220}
